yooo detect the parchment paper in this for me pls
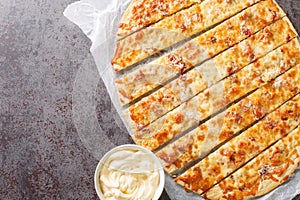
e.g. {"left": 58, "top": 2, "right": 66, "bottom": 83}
{"left": 63, "top": 0, "right": 300, "bottom": 199}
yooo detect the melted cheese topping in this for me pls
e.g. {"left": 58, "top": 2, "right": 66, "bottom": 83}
{"left": 156, "top": 38, "right": 300, "bottom": 174}
{"left": 115, "top": 0, "right": 285, "bottom": 104}
{"left": 112, "top": 0, "right": 267, "bottom": 72}
{"left": 133, "top": 42, "right": 300, "bottom": 152}
{"left": 175, "top": 65, "right": 300, "bottom": 193}
{"left": 125, "top": 18, "right": 297, "bottom": 132}
{"left": 203, "top": 127, "right": 300, "bottom": 200}
{"left": 112, "top": 0, "right": 300, "bottom": 198}
{"left": 175, "top": 94, "right": 300, "bottom": 194}
{"left": 117, "top": 0, "right": 199, "bottom": 39}
{"left": 99, "top": 150, "right": 160, "bottom": 200}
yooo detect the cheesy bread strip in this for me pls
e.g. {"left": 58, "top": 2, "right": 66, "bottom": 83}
{"left": 112, "top": 0, "right": 279, "bottom": 72}
{"left": 174, "top": 94, "right": 300, "bottom": 194}
{"left": 115, "top": 0, "right": 285, "bottom": 104}
{"left": 156, "top": 39, "right": 300, "bottom": 173}
{"left": 133, "top": 41, "right": 300, "bottom": 151}
{"left": 203, "top": 128, "right": 300, "bottom": 200}
{"left": 116, "top": 0, "right": 201, "bottom": 40}
{"left": 124, "top": 17, "right": 297, "bottom": 130}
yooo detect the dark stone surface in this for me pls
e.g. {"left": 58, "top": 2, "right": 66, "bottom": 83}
{"left": 0, "top": 0, "right": 170, "bottom": 199}
{"left": 0, "top": 0, "right": 299, "bottom": 200}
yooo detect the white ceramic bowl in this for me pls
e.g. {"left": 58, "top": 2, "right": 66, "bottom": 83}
{"left": 94, "top": 144, "right": 165, "bottom": 200}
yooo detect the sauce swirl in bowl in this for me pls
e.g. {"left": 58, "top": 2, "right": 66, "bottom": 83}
{"left": 94, "top": 145, "right": 165, "bottom": 200}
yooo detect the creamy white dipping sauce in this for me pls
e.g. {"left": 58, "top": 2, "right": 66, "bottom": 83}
{"left": 99, "top": 149, "right": 160, "bottom": 200}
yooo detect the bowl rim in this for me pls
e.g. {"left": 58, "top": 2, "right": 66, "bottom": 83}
{"left": 94, "top": 144, "right": 165, "bottom": 200}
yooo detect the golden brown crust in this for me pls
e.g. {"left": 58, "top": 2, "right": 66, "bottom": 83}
{"left": 156, "top": 38, "right": 300, "bottom": 173}
{"left": 174, "top": 64, "right": 300, "bottom": 194}
{"left": 113, "top": 0, "right": 300, "bottom": 198}
{"left": 116, "top": 0, "right": 200, "bottom": 40}
{"left": 132, "top": 41, "right": 300, "bottom": 152}
{"left": 112, "top": 0, "right": 267, "bottom": 72}
{"left": 115, "top": 0, "right": 286, "bottom": 103}
{"left": 203, "top": 127, "right": 300, "bottom": 200}
{"left": 124, "top": 18, "right": 298, "bottom": 132}
{"left": 174, "top": 93, "right": 300, "bottom": 194}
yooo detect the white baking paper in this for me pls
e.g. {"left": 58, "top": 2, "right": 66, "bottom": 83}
{"left": 64, "top": 0, "right": 300, "bottom": 199}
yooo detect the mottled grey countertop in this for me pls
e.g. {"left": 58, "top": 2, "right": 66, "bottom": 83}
{"left": 0, "top": 0, "right": 299, "bottom": 199}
